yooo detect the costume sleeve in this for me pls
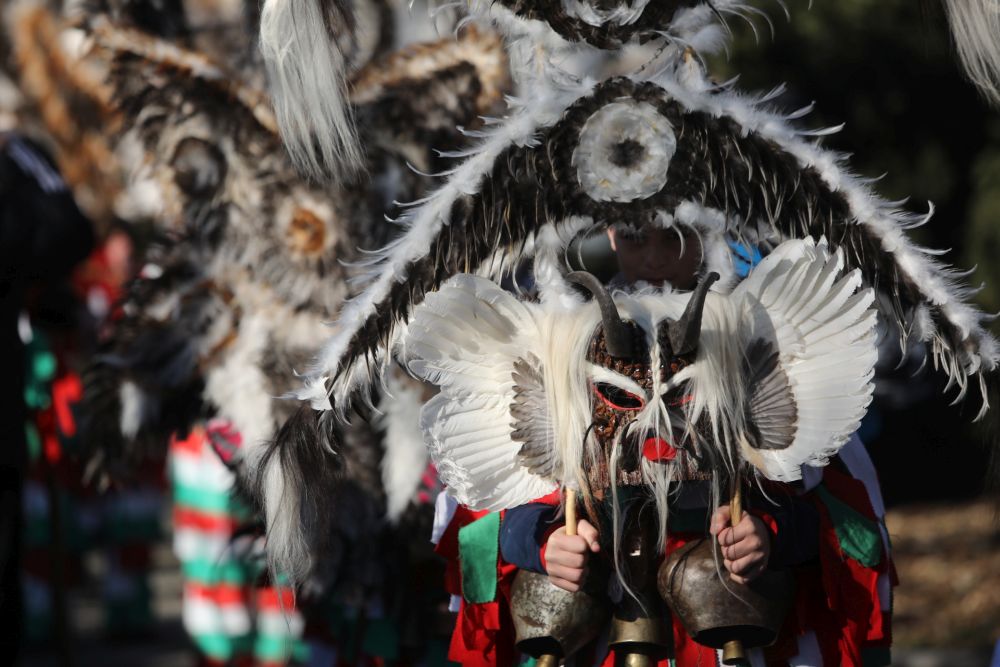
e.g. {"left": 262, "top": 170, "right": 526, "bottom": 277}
{"left": 749, "top": 486, "right": 820, "bottom": 569}
{"left": 499, "top": 502, "right": 561, "bottom": 574}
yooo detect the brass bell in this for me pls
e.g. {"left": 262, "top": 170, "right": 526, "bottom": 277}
{"left": 657, "top": 537, "right": 793, "bottom": 662}
{"left": 509, "top": 570, "right": 610, "bottom": 665}
{"left": 607, "top": 591, "right": 673, "bottom": 667}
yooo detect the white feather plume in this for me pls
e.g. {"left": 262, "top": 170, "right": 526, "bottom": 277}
{"left": 376, "top": 369, "right": 430, "bottom": 523}
{"left": 401, "top": 274, "right": 558, "bottom": 510}
{"left": 733, "top": 238, "right": 878, "bottom": 481}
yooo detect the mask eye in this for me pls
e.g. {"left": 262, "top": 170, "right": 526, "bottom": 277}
{"left": 668, "top": 394, "right": 693, "bottom": 408}
{"left": 668, "top": 358, "right": 689, "bottom": 374}
{"left": 593, "top": 382, "right": 645, "bottom": 411}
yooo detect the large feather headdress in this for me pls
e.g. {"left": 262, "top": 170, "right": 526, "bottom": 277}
{"left": 296, "top": 77, "right": 998, "bottom": 415}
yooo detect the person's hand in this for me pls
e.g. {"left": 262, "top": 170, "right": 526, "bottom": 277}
{"left": 545, "top": 519, "right": 600, "bottom": 592}
{"left": 710, "top": 506, "right": 771, "bottom": 584}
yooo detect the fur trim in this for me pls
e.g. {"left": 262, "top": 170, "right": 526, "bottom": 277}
{"left": 259, "top": 0, "right": 363, "bottom": 179}
{"left": 248, "top": 406, "right": 345, "bottom": 582}
{"left": 943, "top": 0, "right": 1000, "bottom": 106}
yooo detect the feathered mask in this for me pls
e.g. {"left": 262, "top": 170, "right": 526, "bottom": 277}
{"left": 402, "top": 238, "right": 878, "bottom": 511}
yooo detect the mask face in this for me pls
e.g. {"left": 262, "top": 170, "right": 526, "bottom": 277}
{"left": 587, "top": 326, "right": 652, "bottom": 488}
{"left": 583, "top": 317, "right": 702, "bottom": 491}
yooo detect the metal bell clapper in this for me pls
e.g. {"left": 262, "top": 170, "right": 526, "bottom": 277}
{"left": 607, "top": 509, "right": 673, "bottom": 667}
{"left": 510, "top": 488, "right": 609, "bottom": 666}
{"left": 657, "top": 478, "right": 793, "bottom": 665}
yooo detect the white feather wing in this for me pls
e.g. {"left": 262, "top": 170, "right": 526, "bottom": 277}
{"left": 402, "top": 275, "right": 558, "bottom": 511}
{"left": 734, "top": 237, "right": 878, "bottom": 482}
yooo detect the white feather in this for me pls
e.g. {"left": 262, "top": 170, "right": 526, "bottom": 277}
{"left": 377, "top": 370, "right": 430, "bottom": 523}
{"left": 119, "top": 380, "right": 153, "bottom": 440}
{"left": 734, "top": 238, "right": 879, "bottom": 482}
{"left": 402, "top": 275, "right": 558, "bottom": 510}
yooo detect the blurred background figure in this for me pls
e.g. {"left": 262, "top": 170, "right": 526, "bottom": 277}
{"left": 0, "top": 129, "right": 95, "bottom": 659}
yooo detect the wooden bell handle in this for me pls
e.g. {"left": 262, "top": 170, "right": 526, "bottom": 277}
{"left": 722, "top": 475, "right": 747, "bottom": 665}
{"left": 565, "top": 487, "right": 578, "bottom": 537}
{"left": 729, "top": 482, "right": 742, "bottom": 526}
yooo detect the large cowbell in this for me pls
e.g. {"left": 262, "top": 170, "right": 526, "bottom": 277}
{"left": 510, "top": 570, "right": 610, "bottom": 666}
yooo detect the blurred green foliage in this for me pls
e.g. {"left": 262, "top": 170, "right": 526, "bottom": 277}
{"left": 709, "top": 0, "right": 1000, "bottom": 328}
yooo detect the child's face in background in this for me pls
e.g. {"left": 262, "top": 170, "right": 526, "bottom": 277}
{"left": 608, "top": 226, "right": 702, "bottom": 289}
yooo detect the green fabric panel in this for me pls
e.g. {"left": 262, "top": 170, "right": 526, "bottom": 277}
{"left": 24, "top": 336, "right": 56, "bottom": 410}
{"left": 458, "top": 511, "right": 501, "bottom": 604}
{"left": 182, "top": 558, "right": 257, "bottom": 585}
{"left": 253, "top": 634, "right": 299, "bottom": 661}
{"left": 362, "top": 617, "right": 400, "bottom": 660}
{"left": 816, "top": 486, "right": 883, "bottom": 568}
{"left": 862, "top": 646, "right": 892, "bottom": 667}
{"left": 292, "top": 638, "right": 311, "bottom": 663}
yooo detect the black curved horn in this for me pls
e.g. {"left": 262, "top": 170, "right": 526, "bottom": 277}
{"left": 668, "top": 272, "right": 719, "bottom": 357}
{"left": 566, "top": 271, "right": 633, "bottom": 358}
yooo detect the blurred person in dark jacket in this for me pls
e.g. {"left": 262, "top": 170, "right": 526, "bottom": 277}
{"left": 0, "top": 130, "right": 94, "bottom": 654}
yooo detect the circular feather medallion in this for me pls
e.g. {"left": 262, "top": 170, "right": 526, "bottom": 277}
{"left": 572, "top": 100, "right": 676, "bottom": 203}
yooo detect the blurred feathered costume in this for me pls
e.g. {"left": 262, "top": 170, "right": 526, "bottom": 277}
{"left": 77, "top": 1, "right": 509, "bottom": 661}
{"left": 255, "top": 0, "right": 998, "bottom": 589}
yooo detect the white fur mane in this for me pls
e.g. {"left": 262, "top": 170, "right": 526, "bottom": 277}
{"left": 944, "top": 0, "right": 1000, "bottom": 107}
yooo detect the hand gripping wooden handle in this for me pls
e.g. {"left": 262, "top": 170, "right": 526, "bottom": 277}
{"left": 722, "top": 476, "right": 747, "bottom": 666}
{"left": 565, "top": 487, "right": 577, "bottom": 537}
